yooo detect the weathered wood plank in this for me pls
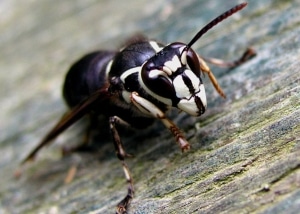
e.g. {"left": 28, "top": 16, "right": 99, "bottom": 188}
{"left": 0, "top": 0, "right": 299, "bottom": 213}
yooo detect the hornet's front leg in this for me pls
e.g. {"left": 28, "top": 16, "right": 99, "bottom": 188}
{"left": 109, "top": 116, "right": 134, "bottom": 214}
{"left": 130, "top": 92, "right": 190, "bottom": 151}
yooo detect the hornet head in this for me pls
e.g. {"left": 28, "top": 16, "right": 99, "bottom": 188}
{"left": 139, "top": 2, "right": 248, "bottom": 116}
{"left": 140, "top": 42, "right": 206, "bottom": 116}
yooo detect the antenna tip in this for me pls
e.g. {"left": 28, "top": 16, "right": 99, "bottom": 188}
{"left": 240, "top": 2, "right": 248, "bottom": 8}
{"left": 230, "top": 2, "right": 248, "bottom": 16}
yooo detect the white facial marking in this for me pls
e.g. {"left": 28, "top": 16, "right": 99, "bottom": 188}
{"left": 177, "top": 99, "right": 199, "bottom": 116}
{"left": 173, "top": 76, "right": 190, "bottom": 98}
{"left": 185, "top": 70, "right": 200, "bottom": 90}
{"left": 180, "top": 50, "right": 187, "bottom": 65}
{"left": 173, "top": 69, "right": 200, "bottom": 99}
{"left": 198, "top": 84, "right": 207, "bottom": 108}
{"left": 162, "top": 66, "right": 172, "bottom": 75}
{"left": 177, "top": 84, "right": 207, "bottom": 116}
{"left": 164, "top": 55, "right": 182, "bottom": 72}
{"left": 148, "top": 69, "right": 170, "bottom": 81}
{"left": 179, "top": 46, "right": 186, "bottom": 53}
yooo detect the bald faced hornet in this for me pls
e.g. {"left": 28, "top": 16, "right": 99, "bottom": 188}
{"left": 22, "top": 3, "right": 255, "bottom": 214}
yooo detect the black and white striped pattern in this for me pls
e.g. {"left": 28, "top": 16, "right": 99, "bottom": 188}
{"left": 105, "top": 40, "right": 207, "bottom": 116}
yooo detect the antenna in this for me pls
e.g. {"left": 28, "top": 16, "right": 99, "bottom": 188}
{"left": 187, "top": 2, "right": 247, "bottom": 48}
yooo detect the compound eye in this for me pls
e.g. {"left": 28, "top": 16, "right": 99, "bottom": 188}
{"left": 141, "top": 63, "right": 176, "bottom": 99}
{"left": 186, "top": 49, "right": 201, "bottom": 77}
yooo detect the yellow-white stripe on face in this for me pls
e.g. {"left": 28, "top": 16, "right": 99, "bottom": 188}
{"left": 177, "top": 84, "right": 207, "bottom": 116}
{"left": 163, "top": 55, "right": 182, "bottom": 72}
{"left": 173, "top": 69, "right": 201, "bottom": 99}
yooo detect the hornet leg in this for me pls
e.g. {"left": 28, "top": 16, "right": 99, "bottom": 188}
{"left": 130, "top": 92, "right": 190, "bottom": 151}
{"left": 109, "top": 116, "right": 134, "bottom": 214}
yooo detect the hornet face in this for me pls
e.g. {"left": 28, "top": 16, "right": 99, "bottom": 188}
{"left": 140, "top": 42, "right": 207, "bottom": 116}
